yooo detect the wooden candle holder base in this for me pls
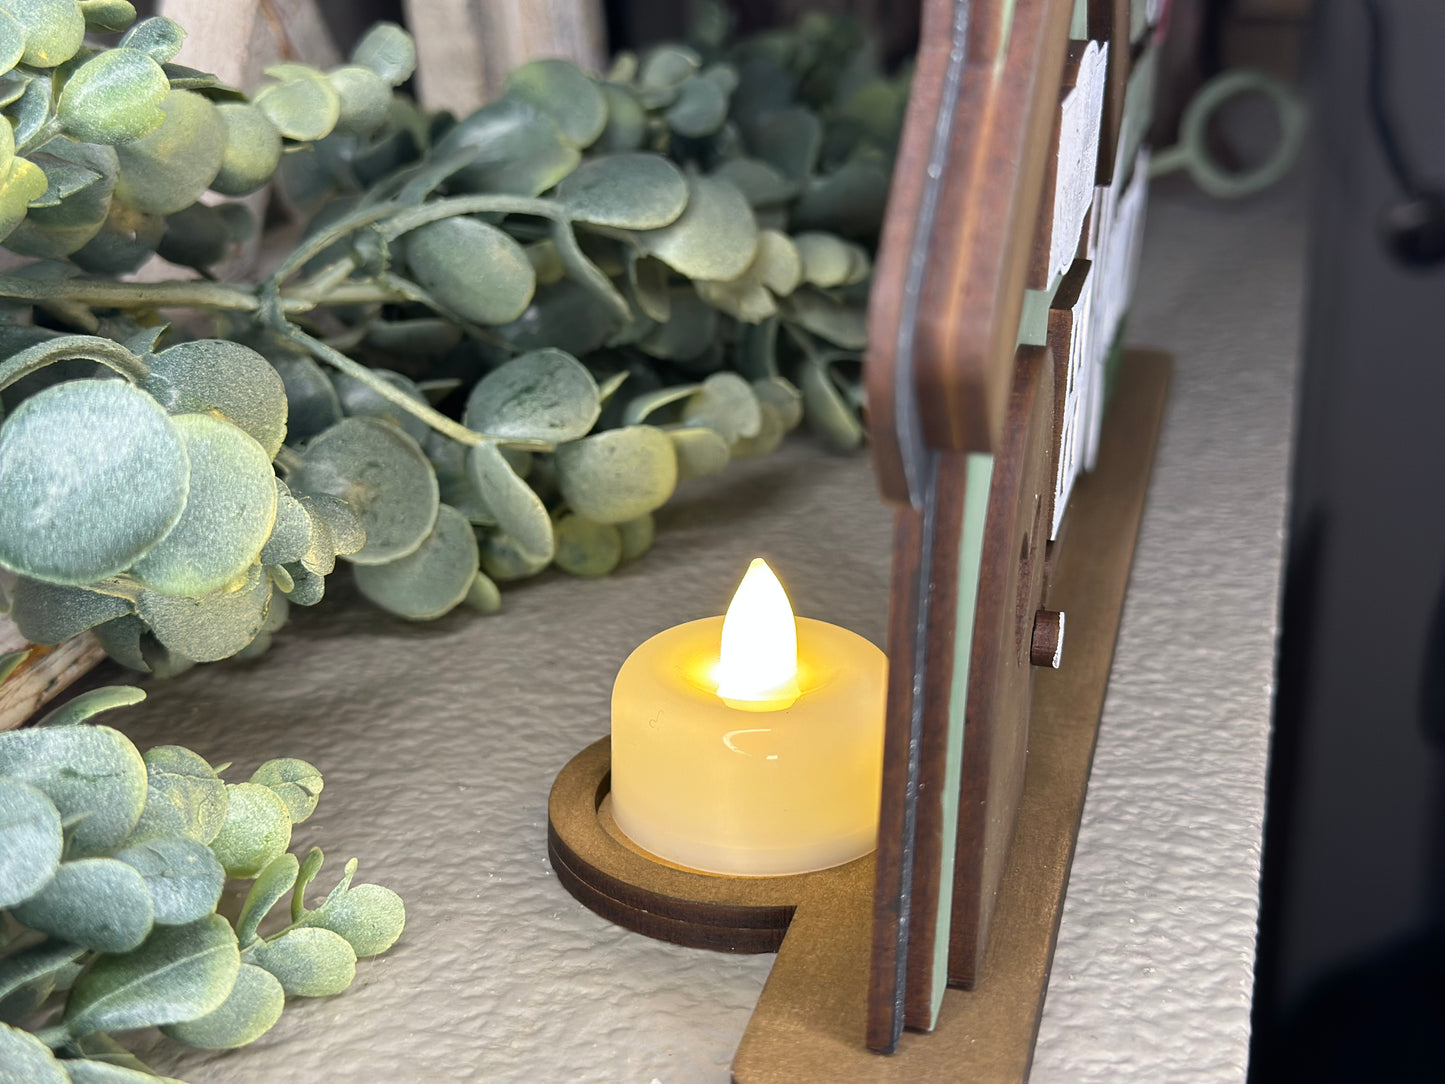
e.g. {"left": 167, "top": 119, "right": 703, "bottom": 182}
{"left": 548, "top": 351, "right": 1170, "bottom": 1082}
{"left": 547, "top": 736, "right": 870, "bottom": 953}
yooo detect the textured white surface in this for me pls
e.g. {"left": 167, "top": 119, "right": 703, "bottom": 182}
{"left": 77, "top": 179, "right": 1298, "bottom": 1082}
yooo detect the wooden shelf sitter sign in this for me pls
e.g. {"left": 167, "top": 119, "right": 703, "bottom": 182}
{"left": 547, "top": 0, "right": 1173, "bottom": 1080}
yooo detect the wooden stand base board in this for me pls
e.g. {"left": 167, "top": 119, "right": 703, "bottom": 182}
{"left": 548, "top": 350, "right": 1170, "bottom": 1082}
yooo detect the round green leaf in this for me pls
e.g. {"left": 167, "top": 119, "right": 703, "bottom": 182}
{"left": 354, "top": 503, "right": 478, "bottom": 620}
{"left": 478, "top": 531, "right": 549, "bottom": 582}
{"left": 297, "top": 492, "right": 364, "bottom": 574}
{"left": 754, "top": 230, "right": 802, "bottom": 295}
{"left": 330, "top": 368, "right": 429, "bottom": 445}
{"left": 638, "top": 175, "right": 757, "bottom": 281}
{"left": 465, "top": 443, "right": 552, "bottom": 561}
{"left": 753, "top": 375, "right": 804, "bottom": 430}
{"left": 403, "top": 216, "right": 535, "bottom": 326}
{"left": 249, "top": 926, "right": 356, "bottom": 997}
{"left": 0, "top": 157, "right": 46, "bottom": 244}
{"left": 438, "top": 97, "right": 579, "bottom": 198}
{"left": 787, "top": 290, "right": 869, "bottom": 349}
{"left": 791, "top": 156, "right": 892, "bottom": 237}
{"left": 117, "top": 15, "right": 184, "bottom": 63}
{"left": 694, "top": 273, "right": 776, "bottom": 323}
{"left": 617, "top": 513, "right": 655, "bottom": 561}
{"left": 0, "top": 1023, "right": 68, "bottom": 1084}
{"left": 128, "top": 745, "right": 228, "bottom": 846}
{"left": 69, "top": 198, "right": 163, "bottom": 273}
{"left": 92, "top": 614, "right": 150, "bottom": 673}
{"left": 154, "top": 201, "right": 231, "bottom": 269}
{"left": 64, "top": 914, "right": 240, "bottom": 1036}
{"left": 142, "top": 339, "right": 288, "bottom": 458}
{"left": 287, "top": 417, "right": 438, "bottom": 566}
{"left": 0, "top": 380, "right": 189, "bottom": 585}
{"left": 463, "top": 348, "right": 600, "bottom": 444}
{"left": 711, "top": 157, "right": 799, "bottom": 207}
{"left": 161, "top": 962, "right": 283, "bottom": 1049}
{"left": 597, "top": 83, "right": 646, "bottom": 152}
{"left": 250, "top": 758, "right": 323, "bottom": 824}
{"left": 556, "top": 153, "right": 688, "bottom": 230}
{"left": 638, "top": 289, "right": 718, "bottom": 362}
{"left": 114, "top": 89, "right": 225, "bottom": 215}
{"left": 210, "top": 102, "right": 282, "bottom": 197}
{"left": 800, "top": 357, "right": 864, "bottom": 450}
{"left": 79, "top": 1, "right": 137, "bottom": 34}
{"left": 638, "top": 45, "right": 700, "bottom": 104}
{"left": 12, "top": 858, "right": 154, "bottom": 953}
{"left": 6, "top": 579, "right": 131, "bottom": 645}
{"left": 208, "top": 782, "right": 292, "bottom": 880}
{"left": 328, "top": 65, "right": 391, "bottom": 135}
{"left": 0, "top": 724, "right": 146, "bottom": 857}
{"left": 130, "top": 414, "right": 278, "bottom": 597}
{"left": 503, "top": 58, "right": 605, "bottom": 147}
{"left": 555, "top": 426, "right": 678, "bottom": 525}
{"left": 741, "top": 106, "right": 821, "bottom": 180}
{"left": 665, "top": 75, "right": 729, "bottom": 137}
{"left": 463, "top": 570, "right": 502, "bottom": 613}
{"left": 0, "top": 0, "right": 83, "bottom": 68}
{"left": 351, "top": 22, "right": 415, "bottom": 86}
{"left": 115, "top": 836, "right": 224, "bottom": 926}
{"left": 668, "top": 426, "right": 731, "bottom": 480}
{"left": 297, "top": 882, "right": 405, "bottom": 958}
{"left": 794, "top": 231, "right": 862, "bottom": 288}
{"left": 271, "top": 353, "right": 342, "bottom": 443}
{"left": 3, "top": 139, "right": 117, "bottom": 258}
{"left": 138, "top": 563, "right": 274, "bottom": 663}
{"left": 0, "top": 779, "right": 62, "bottom": 908}
{"left": 731, "top": 400, "right": 786, "bottom": 458}
{"left": 56, "top": 48, "right": 168, "bottom": 145}
{"left": 0, "top": 11, "right": 24, "bottom": 75}
{"left": 254, "top": 63, "right": 340, "bottom": 142}
{"left": 682, "top": 372, "right": 762, "bottom": 443}
{"left": 553, "top": 514, "right": 621, "bottom": 578}
{"left": 34, "top": 686, "right": 145, "bottom": 729}
{"left": 260, "top": 481, "right": 309, "bottom": 567}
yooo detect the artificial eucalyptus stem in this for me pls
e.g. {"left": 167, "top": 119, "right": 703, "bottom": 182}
{"left": 0, "top": 335, "right": 149, "bottom": 393}
{"left": 273, "top": 321, "right": 550, "bottom": 452}
{"left": 0, "top": 275, "right": 411, "bottom": 315}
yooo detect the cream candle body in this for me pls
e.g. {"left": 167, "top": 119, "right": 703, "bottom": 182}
{"left": 610, "top": 560, "right": 886, "bottom": 876}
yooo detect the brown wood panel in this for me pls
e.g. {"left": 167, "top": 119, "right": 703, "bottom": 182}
{"left": 732, "top": 350, "right": 1171, "bottom": 1083}
{"left": 947, "top": 346, "right": 1057, "bottom": 990}
{"left": 913, "top": 0, "right": 1075, "bottom": 455}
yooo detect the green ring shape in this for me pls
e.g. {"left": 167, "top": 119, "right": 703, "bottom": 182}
{"left": 1150, "top": 69, "right": 1307, "bottom": 200}
{"left": 0, "top": 380, "right": 190, "bottom": 585}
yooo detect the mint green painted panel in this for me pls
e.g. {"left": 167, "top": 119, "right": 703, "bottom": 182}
{"left": 925, "top": 452, "right": 995, "bottom": 1026}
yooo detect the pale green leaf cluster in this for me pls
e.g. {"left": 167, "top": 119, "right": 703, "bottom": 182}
{"left": 0, "top": 688, "right": 404, "bottom": 1080}
{"left": 0, "top": 6, "right": 907, "bottom": 666}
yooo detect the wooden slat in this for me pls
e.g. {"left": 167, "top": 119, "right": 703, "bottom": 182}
{"left": 0, "top": 624, "right": 106, "bottom": 732}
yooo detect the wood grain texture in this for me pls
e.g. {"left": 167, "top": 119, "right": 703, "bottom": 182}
{"left": 0, "top": 624, "right": 106, "bottom": 732}
{"left": 865, "top": 0, "right": 973, "bottom": 502}
{"left": 732, "top": 350, "right": 1171, "bottom": 1083}
{"left": 403, "top": 0, "right": 607, "bottom": 113}
{"left": 912, "top": 0, "right": 1075, "bottom": 456}
{"left": 946, "top": 347, "right": 1057, "bottom": 990}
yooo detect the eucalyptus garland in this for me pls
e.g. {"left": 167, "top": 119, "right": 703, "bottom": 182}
{"left": 0, "top": 3, "right": 908, "bottom": 672}
{"left": 0, "top": 656, "right": 405, "bottom": 1081}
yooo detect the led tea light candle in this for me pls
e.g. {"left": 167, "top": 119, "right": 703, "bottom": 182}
{"left": 610, "top": 559, "right": 887, "bottom": 876}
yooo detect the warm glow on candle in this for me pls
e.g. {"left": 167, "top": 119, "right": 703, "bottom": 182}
{"left": 715, "top": 558, "right": 799, "bottom": 705}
